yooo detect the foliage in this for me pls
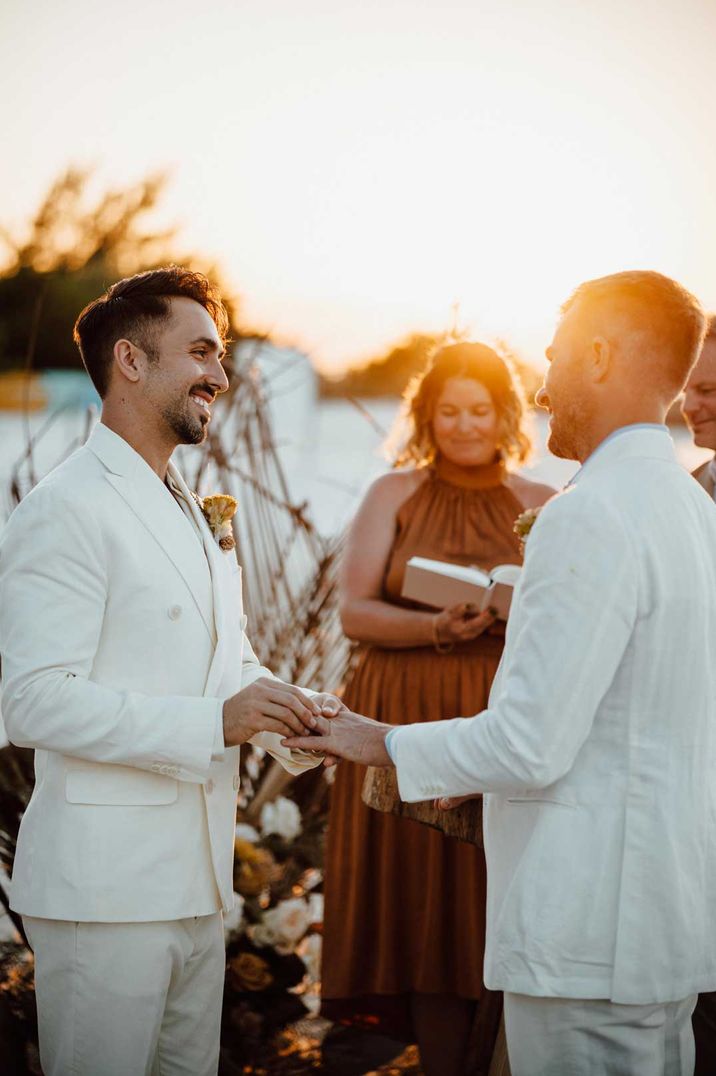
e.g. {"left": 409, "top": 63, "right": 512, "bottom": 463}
{"left": 0, "top": 941, "right": 39, "bottom": 1075}
{"left": 0, "top": 746, "right": 34, "bottom": 940}
{"left": 0, "top": 167, "right": 240, "bottom": 374}
{"left": 319, "top": 329, "right": 544, "bottom": 404}
{"left": 319, "top": 332, "right": 443, "bottom": 398}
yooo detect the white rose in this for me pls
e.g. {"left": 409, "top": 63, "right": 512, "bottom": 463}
{"left": 301, "top": 990, "right": 321, "bottom": 1016}
{"left": 300, "top": 867, "right": 323, "bottom": 892}
{"left": 297, "top": 931, "right": 322, "bottom": 981}
{"left": 249, "top": 918, "right": 281, "bottom": 950}
{"left": 260, "top": 796, "right": 302, "bottom": 841}
{"left": 246, "top": 748, "right": 263, "bottom": 781}
{"left": 251, "top": 897, "right": 312, "bottom": 954}
{"left": 235, "top": 823, "right": 260, "bottom": 843}
{"left": 223, "top": 893, "right": 245, "bottom": 940}
{"left": 307, "top": 893, "right": 324, "bottom": 925}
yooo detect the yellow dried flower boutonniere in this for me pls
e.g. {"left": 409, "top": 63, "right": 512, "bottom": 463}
{"left": 200, "top": 493, "right": 238, "bottom": 552}
{"left": 513, "top": 506, "right": 542, "bottom": 553}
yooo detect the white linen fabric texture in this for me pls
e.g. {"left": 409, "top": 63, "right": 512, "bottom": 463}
{"left": 391, "top": 428, "right": 716, "bottom": 1008}
{"left": 503, "top": 992, "right": 697, "bottom": 1076}
{"left": 24, "top": 913, "right": 225, "bottom": 1076}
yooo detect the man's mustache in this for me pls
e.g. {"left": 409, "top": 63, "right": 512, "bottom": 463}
{"left": 190, "top": 383, "right": 218, "bottom": 403}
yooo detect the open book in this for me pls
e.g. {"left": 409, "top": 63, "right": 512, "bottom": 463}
{"left": 402, "top": 556, "right": 521, "bottom": 620}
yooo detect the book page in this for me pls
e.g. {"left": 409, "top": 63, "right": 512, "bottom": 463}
{"left": 408, "top": 556, "right": 492, "bottom": 588}
{"left": 491, "top": 564, "right": 521, "bottom": 586}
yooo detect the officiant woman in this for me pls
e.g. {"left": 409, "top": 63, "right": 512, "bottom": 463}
{"left": 321, "top": 343, "right": 555, "bottom": 1075}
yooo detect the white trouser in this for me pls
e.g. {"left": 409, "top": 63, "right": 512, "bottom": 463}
{"left": 24, "top": 913, "right": 225, "bottom": 1076}
{"left": 504, "top": 992, "right": 698, "bottom": 1076}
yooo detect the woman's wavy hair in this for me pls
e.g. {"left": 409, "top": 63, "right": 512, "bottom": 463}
{"left": 388, "top": 341, "right": 532, "bottom": 469}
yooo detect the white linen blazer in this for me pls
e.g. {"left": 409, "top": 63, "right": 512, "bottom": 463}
{"left": 0, "top": 423, "right": 319, "bottom": 922}
{"left": 392, "top": 428, "right": 716, "bottom": 1004}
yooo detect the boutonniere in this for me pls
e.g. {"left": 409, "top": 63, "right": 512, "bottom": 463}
{"left": 198, "top": 493, "right": 238, "bottom": 551}
{"left": 513, "top": 506, "right": 542, "bottom": 553}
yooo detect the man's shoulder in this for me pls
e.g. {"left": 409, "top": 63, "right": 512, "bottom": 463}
{"left": 531, "top": 472, "right": 646, "bottom": 555}
{"left": 4, "top": 446, "right": 105, "bottom": 528}
{"left": 578, "top": 451, "right": 691, "bottom": 499}
{"left": 569, "top": 452, "right": 713, "bottom": 539}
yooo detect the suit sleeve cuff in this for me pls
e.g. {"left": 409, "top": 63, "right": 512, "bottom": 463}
{"left": 211, "top": 702, "right": 226, "bottom": 761}
{"left": 384, "top": 726, "right": 400, "bottom": 763}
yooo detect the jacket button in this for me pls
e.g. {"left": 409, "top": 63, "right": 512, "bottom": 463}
{"left": 233, "top": 775, "right": 240, "bottom": 791}
{"left": 205, "top": 778, "right": 215, "bottom": 794}
{"left": 168, "top": 605, "right": 182, "bottom": 620}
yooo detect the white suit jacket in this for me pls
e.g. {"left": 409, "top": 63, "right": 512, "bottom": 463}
{"left": 0, "top": 423, "right": 319, "bottom": 922}
{"left": 392, "top": 428, "right": 716, "bottom": 1004}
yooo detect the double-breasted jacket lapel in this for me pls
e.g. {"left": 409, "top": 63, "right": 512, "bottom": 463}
{"left": 86, "top": 424, "right": 216, "bottom": 643}
{"left": 166, "top": 461, "right": 239, "bottom": 699}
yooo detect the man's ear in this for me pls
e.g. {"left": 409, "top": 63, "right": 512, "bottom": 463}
{"left": 113, "top": 339, "right": 143, "bottom": 384}
{"left": 589, "top": 335, "right": 612, "bottom": 384}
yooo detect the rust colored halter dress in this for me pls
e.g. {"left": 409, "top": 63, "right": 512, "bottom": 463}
{"left": 322, "top": 458, "right": 525, "bottom": 1040}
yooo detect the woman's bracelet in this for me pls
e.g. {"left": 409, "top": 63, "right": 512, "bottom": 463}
{"left": 432, "top": 614, "right": 454, "bottom": 654}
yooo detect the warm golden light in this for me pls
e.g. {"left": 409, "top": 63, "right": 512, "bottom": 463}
{"left": 2, "top": 0, "right": 716, "bottom": 371}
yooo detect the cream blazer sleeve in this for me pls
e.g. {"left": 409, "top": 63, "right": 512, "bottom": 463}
{"left": 392, "top": 489, "right": 639, "bottom": 801}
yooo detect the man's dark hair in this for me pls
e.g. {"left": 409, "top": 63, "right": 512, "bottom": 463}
{"left": 73, "top": 266, "right": 230, "bottom": 397}
{"left": 561, "top": 270, "right": 706, "bottom": 399}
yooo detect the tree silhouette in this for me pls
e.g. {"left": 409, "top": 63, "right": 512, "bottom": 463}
{"left": 319, "top": 330, "right": 543, "bottom": 404}
{"left": 0, "top": 167, "right": 240, "bottom": 374}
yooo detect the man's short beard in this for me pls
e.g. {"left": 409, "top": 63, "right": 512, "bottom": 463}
{"left": 547, "top": 393, "right": 593, "bottom": 462}
{"left": 161, "top": 398, "right": 207, "bottom": 446}
{"left": 547, "top": 423, "right": 578, "bottom": 460}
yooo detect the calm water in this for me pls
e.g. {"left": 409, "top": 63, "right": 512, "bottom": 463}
{"left": 0, "top": 399, "right": 711, "bottom": 532}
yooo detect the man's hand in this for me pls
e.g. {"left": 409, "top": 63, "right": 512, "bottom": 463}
{"left": 435, "top": 793, "right": 483, "bottom": 810}
{"left": 281, "top": 709, "right": 393, "bottom": 768}
{"left": 305, "top": 693, "right": 346, "bottom": 767}
{"left": 310, "top": 693, "right": 346, "bottom": 718}
{"left": 223, "top": 677, "right": 321, "bottom": 747}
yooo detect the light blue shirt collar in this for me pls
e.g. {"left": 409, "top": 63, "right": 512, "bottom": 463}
{"left": 567, "top": 423, "right": 668, "bottom": 487}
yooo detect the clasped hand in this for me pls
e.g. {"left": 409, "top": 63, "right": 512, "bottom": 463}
{"left": 223, "top": 677, "right": 344, "bottom": 749}
{"left": 281, "top": 708, "right": 394, "bottom": 768}
{"left": 434, "top": 602, "right": 496, "bottom": 645}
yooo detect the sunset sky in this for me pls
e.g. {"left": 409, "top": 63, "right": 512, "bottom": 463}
{"left": 3, "top": 0, "right": 716, "bottom": 371}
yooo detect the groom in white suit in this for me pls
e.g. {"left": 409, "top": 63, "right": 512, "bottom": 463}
{"left": 0, "top": 267, "right": 339, "bottom": 1076}
{"left": 285, "top": 271, "right": 716, "bottom": 1075}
